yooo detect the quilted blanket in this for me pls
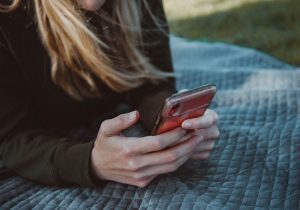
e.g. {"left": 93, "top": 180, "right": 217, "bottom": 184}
{"left": 1, "top": 36, "right": 299, "bottom": 210}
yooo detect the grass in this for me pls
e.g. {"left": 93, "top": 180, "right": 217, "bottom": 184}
{"left": 163, "top": 0, "right": 300, "bottom": 67}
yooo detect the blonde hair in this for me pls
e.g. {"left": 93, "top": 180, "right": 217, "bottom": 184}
{"left": 1, "top": 0, "right": 172, "bottom": 100}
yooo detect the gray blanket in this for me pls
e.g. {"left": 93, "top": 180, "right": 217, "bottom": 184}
{"left": 1, "top": 36, "right": 299, "bottom": 210}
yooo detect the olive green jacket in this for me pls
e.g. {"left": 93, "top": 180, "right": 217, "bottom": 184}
{"left": 0, "top": 0, "right": 175, "bottom": 187}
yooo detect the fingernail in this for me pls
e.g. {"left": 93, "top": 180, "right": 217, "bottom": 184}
{"left": 128, "top": 111, "right": 136, "bottom": 122}
{"left": 182, "top": 121, "right": 192, "bottom": 129}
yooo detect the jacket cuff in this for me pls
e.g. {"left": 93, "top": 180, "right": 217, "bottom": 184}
{"left": 55, "top": 140, "right": 106, "bottom": 187}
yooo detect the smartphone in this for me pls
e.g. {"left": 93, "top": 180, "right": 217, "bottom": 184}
{"left": 151, "top": 84, "right": 216, "bottom": 135}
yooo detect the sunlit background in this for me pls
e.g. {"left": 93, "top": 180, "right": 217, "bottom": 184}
{"left": 163, "top": 0, "right": 300, "bottom": 66}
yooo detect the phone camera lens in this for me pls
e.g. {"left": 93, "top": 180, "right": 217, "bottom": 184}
{"left": 170, "top": 104, "right": 180, "bottom": 116}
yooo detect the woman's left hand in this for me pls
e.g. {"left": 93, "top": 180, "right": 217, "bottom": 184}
{"left": 181, "top": 109, "right": 220, "bottom": 160}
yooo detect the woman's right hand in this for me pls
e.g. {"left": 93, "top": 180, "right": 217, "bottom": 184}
{"left": 91, "top": 110, "right": 202, "bottom": 187}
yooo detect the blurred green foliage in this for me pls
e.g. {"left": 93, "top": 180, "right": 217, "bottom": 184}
{"left": 164, "top": 0, "right": 300, "bottom": 66}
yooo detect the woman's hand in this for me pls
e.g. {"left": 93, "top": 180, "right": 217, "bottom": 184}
{"left": 181, "top": 109, "right": 219, "bottom": 160}
{"left": 91, "top": 111, "right": 202, "bottom": 187}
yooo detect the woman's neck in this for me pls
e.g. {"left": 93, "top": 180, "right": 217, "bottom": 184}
{"left": 77, "top": 0, "right": 107, "bottom": 11}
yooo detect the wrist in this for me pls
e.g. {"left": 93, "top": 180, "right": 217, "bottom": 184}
{"left": 90, "top": 147, "right": 106, "bottom": 181}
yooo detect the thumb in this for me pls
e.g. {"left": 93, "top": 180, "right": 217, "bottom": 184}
{"left": 100, "top": 110, "right": 140, "bottom": 137}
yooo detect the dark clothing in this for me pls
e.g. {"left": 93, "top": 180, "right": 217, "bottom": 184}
{"left": 0, "top": 0, "right": 175, "bottom": 187}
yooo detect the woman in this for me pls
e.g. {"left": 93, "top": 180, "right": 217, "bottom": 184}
{"left": 0, "top": 0, "right": 219, "bottom": 187}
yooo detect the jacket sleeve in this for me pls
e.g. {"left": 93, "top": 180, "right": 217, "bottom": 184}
{"left": 126, "top": 0, "right": 176, "bottom": 133}
{"left": 0, "top": 29, "right": 99, "bottom": 187}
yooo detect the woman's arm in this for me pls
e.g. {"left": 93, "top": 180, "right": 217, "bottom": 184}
{"left": 0, "top": 29, "right": 98, "bottom": 187}
{"left": 0, "top": 40, "right": 207, "bottom": 188}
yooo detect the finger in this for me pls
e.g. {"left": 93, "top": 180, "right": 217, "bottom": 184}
{"left": 182, "top": 109, "right": 218, "bottom": 130}
{"left": 137, "top": 151, "right": 192, "bottom": 178}
{"left": 126, "top": 127, "right": 188, "bottom": 154}
{"left": 118, "top": 151, "right": 192, "bottom": 180}
{"left": 134, "top": 175, "right": 156, "bottom": 188}
{"left": 112, "top": 134, "right": 199, "bottom": 172}
{"left": 169, "top": 130, "right": 195, "bottom": 147}
{"left": 136, "top": 135, "right": 200, "bottom": 168}
{"left": 191, "top": 151, "right": 211, "bottom": 160}
{"left": 204, "top": 109, "right": 219, "bottom": 121}
{"left": 193, "top": 125, "right": 220, "bottom": 141}
{"left": 108, "top": 173, "right": 156, "bottom": 188}
{"left": 194, "top": 139, "right": 216, "bottom": 152}
{"left": 100, "top": 111, "right": 139, "bottom": 137}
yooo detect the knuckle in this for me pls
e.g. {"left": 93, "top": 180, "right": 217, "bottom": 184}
{"left": 100, "top": 120, "right": 109, "bottom": 134}
{"left": 115, "top": 116, "right": 125, "bottom": 127}
{"left": 127, "top": 159, "right": 139, "bottom": 171}
{"left": 152, "top": 139, "right": 163, "bottom": 150}
{"left": 132, "top": 172, "right": 144, "bottom": 180}
{"left": 136, "top": 180, "right": 149, "bottom": 188}
{"left": 207, "top": 116, "right": 214, "bottom": 125}
{"left": 120, "top": 145, "right": 133, "bottom": 157}
{"left": 165, "top": 152, "right": 178, "bottom": 163}
{"left": 213, "top": 129, "right": 220, "bottom": 139}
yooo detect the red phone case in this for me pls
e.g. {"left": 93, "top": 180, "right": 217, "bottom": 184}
{"left": 151, "top": 84, "right": 216, "bottom": 135}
